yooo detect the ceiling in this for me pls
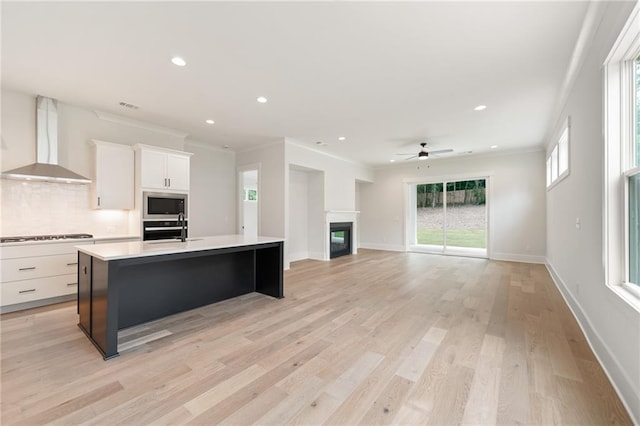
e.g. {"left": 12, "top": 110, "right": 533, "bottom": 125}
{"left": 2, "top": 1, "right": 590, "bottom": 166}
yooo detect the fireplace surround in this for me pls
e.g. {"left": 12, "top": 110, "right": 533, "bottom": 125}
{"left": 323, "top": 210, "right": 358, "bottom": 261}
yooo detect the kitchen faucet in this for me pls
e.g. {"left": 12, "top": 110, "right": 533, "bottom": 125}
{"left": 177, "top": 212, "right": 186, "bottom": 242}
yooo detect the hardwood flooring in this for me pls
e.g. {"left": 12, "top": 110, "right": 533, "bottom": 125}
{"left": 0, "top": 249, "right": 632, "bottom": 425}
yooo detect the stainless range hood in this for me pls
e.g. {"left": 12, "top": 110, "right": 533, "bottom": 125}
{"left": 1, "top": 96, "right": 91, "bottom": 184}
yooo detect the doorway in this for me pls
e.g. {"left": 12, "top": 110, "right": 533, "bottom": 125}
{"left": 410, "top": 178, "right": 488, "bottom": 257}
{"left": 238, "top": 166, "right": 259, "bottom": 237}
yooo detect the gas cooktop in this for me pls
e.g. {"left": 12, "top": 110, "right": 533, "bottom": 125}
{"left": 0, "top": 233, "right": 94, "bottom": 243}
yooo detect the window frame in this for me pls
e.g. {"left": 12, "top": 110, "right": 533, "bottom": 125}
{"left": 546, "top": 117, "right": 571, "bottom": 190}
{"left": 603, "top": 2, "right": 640, "bottom": 309}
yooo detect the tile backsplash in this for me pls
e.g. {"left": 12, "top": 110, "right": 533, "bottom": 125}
{"left": 1, "top": 180, "right": 132, "bottom": 236}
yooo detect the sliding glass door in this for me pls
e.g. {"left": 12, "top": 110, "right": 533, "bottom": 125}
{"left": 414, "top": 178, "right": 487, "bottom": 257}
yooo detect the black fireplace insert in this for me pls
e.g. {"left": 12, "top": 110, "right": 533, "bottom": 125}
{"left": 330, "top": 222, "right": 352, "bottom": 259}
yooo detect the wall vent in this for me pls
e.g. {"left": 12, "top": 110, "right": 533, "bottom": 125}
{"left": 119, "top": 101, "right": 140, "bottom": 110}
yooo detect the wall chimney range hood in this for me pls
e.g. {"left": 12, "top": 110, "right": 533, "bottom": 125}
{"left": 1, "top": 96, "right": 91, "bottom": 184}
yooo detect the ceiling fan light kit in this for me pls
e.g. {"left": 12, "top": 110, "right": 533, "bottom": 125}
{"left": 396, "top": 142, "right": 453, "bottom": 161}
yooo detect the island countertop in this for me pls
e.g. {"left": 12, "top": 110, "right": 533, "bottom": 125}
{"left": 75, "top": 234, "right": 284, "bottom": 261}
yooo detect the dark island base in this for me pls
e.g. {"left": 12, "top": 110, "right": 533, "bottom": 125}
{"left": 78, "top": 241, "right": 283, "bottom": 359}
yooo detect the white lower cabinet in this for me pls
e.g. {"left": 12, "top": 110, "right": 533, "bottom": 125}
{"left": 1, "top": 253, "right": 77, "bottom": 282}
{"left": 0, "top": 242, "right": 82, "bottom": 312}
{"left": 0, "top": 237, "right": 137, "bottom": 312}
{"left": 1, "top": 274, "right": 77, "bottom": 306}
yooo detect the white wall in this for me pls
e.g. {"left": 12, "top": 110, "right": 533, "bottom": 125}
{"left": 359, "top": 149, "right": 547, "bottom": 262}
{"left": 237, "top": 139, "right": 374, "bottom": 266}
{"left": 236, "top": 141, "right": 286, "bottom": 239}
{"left": 1, "top": 88, "right": 236, "bottom": 238}
{"left": 285, "top": 139, "right": 374, "bottom": 211}
{"left": 545, "top": 2, "right": 639, "bottom": 421}
{"left": 288, "top": 168, "right": 310, "bottom": 262}
{"left": 308, "top": 171, "right": 325, "bottom": 260}
{"left": 284, "top": 139, "right": 374, "bottom": 266}
{"left": 184, "top": 141, "right": 236, "bottom": 237}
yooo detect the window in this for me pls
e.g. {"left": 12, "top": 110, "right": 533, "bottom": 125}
{"left": 604, "top": 4, "right": 640, "bottom": 304}
{"left": 546, "top": 119, "right": 570, "bottom": 189}
{"left": 244, "top": 189, "right": 257, "bottom": 201}
{"left": 629, "top": 57, "right": 640, "bottom": 285}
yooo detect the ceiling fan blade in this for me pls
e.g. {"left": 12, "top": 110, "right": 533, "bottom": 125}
{"left": 396, "top": 152, "right": 416, "bottom": 156}
{"left": 404, "top": 155, "right": 418, "bottom": 160}
{"left": 427, "top": 149, "right": 454, "bottom": 155}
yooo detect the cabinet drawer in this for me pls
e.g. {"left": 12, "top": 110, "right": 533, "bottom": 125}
{"left": 1, "top": 274, "right": 77, "bottom": 306}
{"left": 1, "top": 253, "right": 78, "bottom": 282}
{"left": 1, "top": 242, "right": 92, "bottom": 259}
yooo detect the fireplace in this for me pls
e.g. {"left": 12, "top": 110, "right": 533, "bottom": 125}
{"left": 330, "top": 222, "right": 352, "bottom": 259}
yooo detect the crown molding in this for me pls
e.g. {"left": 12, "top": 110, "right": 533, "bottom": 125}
{"left": 285, "top": 138, "right": 370, "bottom": 169}
{"left": 185, "top": 139, "right": 235, "bottom": 154}
{"left": 94, "top": 110, "right": 189, "bottom": 139}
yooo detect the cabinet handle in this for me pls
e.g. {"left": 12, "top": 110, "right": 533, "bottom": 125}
{"left": 18, "top": 267, "right": 36, "bottom": 271}
{"left": 98, "top": 196, "right": 101, "bottom": 207}
{"left": 19, "top": 289, "right": 36, "bottom": 294}
{"left": 67, "top": 282, "right": 77, "bottom": 287}
{"left": 168, "top": 178, "right": 171, "bottom": 187}
{"left": 67, "top": 262, "right": 78, "bottom": 266}
{"left": 83, "top": 266, "right": 88, "bottom": 274}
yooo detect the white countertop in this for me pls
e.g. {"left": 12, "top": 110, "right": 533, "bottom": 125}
{"left": 76, "top": 235, "right": 284, "bottom": 261}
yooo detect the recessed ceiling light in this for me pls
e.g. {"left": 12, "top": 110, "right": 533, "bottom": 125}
{"left": 338, "top": 136, "right": 346, "bottom": 141}
{"left": 257, "top": 96, "right": 268, "bottom": 103}
{"left": 171, "top": 56, "right": 186, "bottom": 67}
{"left": 491, "top": 145, "right": 498, "bottom": 149}
{"left": 474, "top": 105, "right": 487, "bottom": 111}
{"left": 390, "top": 159, "right": 395, "bottom": 163}
{"left": 205, "top": 119, "right": 215, "bottom": 125}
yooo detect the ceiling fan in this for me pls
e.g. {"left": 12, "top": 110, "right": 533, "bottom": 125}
{"left": 397, "top": 142, "right": 453, "bottom": 161}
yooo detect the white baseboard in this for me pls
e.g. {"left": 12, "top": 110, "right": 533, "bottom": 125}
{"left": 358, "top": 242, "right": 405, "bottom": 252}
{"left": 490, "top": 252, "right": 546, "bottom": 264}
{"left": 288, "top": 251, "right": 309, "bottom": 263}
{"left": 545, "top": 260, "right": 639, "bottom": 425}
{"left": 308, "top": 251, "right": 325, "bottom": 261}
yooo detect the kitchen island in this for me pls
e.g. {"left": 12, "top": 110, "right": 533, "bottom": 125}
{"left": 76, "top": 235, "right": 284, "bottom": 359}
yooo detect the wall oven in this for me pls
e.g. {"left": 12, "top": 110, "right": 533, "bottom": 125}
{"left": 143, "top": 220, "right": 188, "bottom": 241}
{"left": 143, "top": 192, "right": 187, "bottom": 220}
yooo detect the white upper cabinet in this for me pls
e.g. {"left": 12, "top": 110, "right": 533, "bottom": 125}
{"left": 140, "top": 149, "right": 168, "bottom": 189}
{"left": 136, "top": 145, "right": 192, "bottom": 192}
{"left": 166, "top": 154, "right": 190, "bottom": 191}
{"left": 91, "top": 141, "right": 134, "bottom": 209}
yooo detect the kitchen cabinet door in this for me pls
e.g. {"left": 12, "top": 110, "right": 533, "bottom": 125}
{"left": 94, "top": 142, "right": 134, "bottom": 209}
{"left": 166, "top": 153, "right": 190, "bottom": 191}
{"left": 140, "top": 149, "right": 167, "bottom": 190}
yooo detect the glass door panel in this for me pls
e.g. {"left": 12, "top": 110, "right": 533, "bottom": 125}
{"left": 445, "top": 179, "right": 486, "bottom": 250}
{"left": 416, "top": 183, "right": 444, "bottom": 248}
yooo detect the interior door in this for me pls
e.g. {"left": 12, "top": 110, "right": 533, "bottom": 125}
{"left": 238, "top": 167, "right": 259, "bottom": 237}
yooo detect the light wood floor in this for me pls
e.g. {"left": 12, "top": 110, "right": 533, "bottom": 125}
{"left": 0, "top": 249, "right": 632, "bottom": 425}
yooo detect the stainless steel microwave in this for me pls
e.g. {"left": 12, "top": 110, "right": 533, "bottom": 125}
{"left": 143, "top": 192, "right": 187, "bottom": 219}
